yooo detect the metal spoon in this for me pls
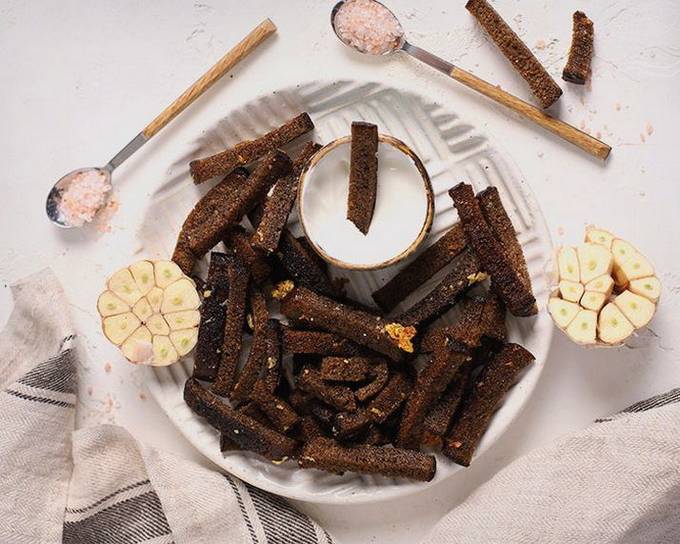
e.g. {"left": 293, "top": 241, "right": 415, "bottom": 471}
{"left": 46, "top": 18, "right": 277, "bottom": 228}
{"left": 330, "top": 0, "right": 610, "bottom": 160}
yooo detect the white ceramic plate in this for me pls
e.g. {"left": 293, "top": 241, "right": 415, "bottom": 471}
{"left": 140, "top": 80, "right": 553, "bottom": 504}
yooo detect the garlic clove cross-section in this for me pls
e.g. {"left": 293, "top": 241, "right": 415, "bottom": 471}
{"left": 97, "top": 259, "right": 201, "bottom": 366}
{"left": 549, "top": 227, "right": 659, "bottom": 346}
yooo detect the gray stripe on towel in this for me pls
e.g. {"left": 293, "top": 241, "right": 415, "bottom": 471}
{"left": 246, "top": 483, "right": 319, "bottom": 544}
{"left": 622, "top": 388, "right": 680, "bottom": 413}
{"left": 18, "top": 348, "right": 76, "bottom": 394}
{"left": 63, "top": 491, "right": 172, "bottom": 544}
{"left": 226, "top": 476, "right": 260, "bottom": 543}
{"left": 5, "top": 388, "right": 74, "bottom": 408}
{"left": 66, "top": 480, "right": 151, "bottom": 514}
{"left": 595, "top": 388, "right": 680, "bottom": 424}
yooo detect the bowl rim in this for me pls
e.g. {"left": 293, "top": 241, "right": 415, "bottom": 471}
{"left": 297, "top": 133, "right": 435, "bottom": 270}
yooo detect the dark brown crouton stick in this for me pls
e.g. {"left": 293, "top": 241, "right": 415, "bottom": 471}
{"left": 261, "top": 320, "right": 282, "bottom": 392}
{"left": 224, "top": 226, "right": 272, "bottom": 286}
{"left": 563, "top": 11, "right": 594, "bottom": 85}
{"left": 297, "top": 367, "right": 357, "bottom": 412}
{"left": 309, "top": 401, "right": 337, "bottom": 429}
{"left": 319, "top": 356, "right": 372, "bottom": 382}
{"left": 189, "top": 112, "right": 314, "bottom": 183}
{"left": 221, "top": 403, "right": 276, "bottom": 451}
{"left": 221, "top": 401, "right": 278, "bottom": 451}
{"left": 396, "top": 343, "right": 469, "bottom": 450}
{"left": 354, "top": 360, "right": 389, "bottom": 402}
{"left": 295, "top": 416, "right": 325, "bottom": 443}
{"left": 248, "top": 191, "right": 337, "bottom": 298}
{"left": 252, "top": 142, "right": 322, "bottom": 254}
{"left": 299, "top": 437, "right": 436, "bottom": 482}
{"left": 212, "top": 255, "right": 249, "bottom": 396}
{"left": 419, "top": 296, "right": 487, "bottom": 353}
{"left": 172, "top": 240, "right": 198, "bottom": 277}
{"left": 249, "top": 380, "right": 300, "bottom": 433}
{"left": 347, "top": 122, "right": 379, "bottom": 234}
{"left": 280, "top": 326, "right": 362, "bottom": 357}
{"left": 332, "top": 410, "right": 371, "bottom": 440}
{"left": 188, "top": 150, "right": 292, "bottom": 256}
{"left": 277, "top": 231, "right": 338, "bottom": 298}
{"left": 477, "top": 186, "right": 533, "bottom": 300}
{"left": 449, "top": 183, "right": 536, "bottom": 317}
{"left": 172, "top": 168, "right": 249, "bottom": 275}
{"left": 367, "top": 372, "right": 411, "bottom": 424}
{"left": 279, "top": 286, "right": 408, "bottom": 362}
{"left": 395, "top": 248, "right": 482, "bottom": 327}
{"left": 247, "top": 284, "right": 269, "bottom": 333}
{"left": 465, "top": 0, "right": 562, "bottom": 108}
{"left": 184, "top": 378, "right": 297, "bottom": 460}
{"left": 230, "top": 288, "right": 269, "bottom": 404}
{"left": 421, "top": 366, "right": 470, "bottom": 446}
{"left": 230, "top": 334, "right": 264, "bottom": 405}
{"left": 372, "top": 223, "right": 468, "bottom": 312}
{"left": 443, "top": 343, "right": 534, "bottom": 466}
{"left": 238, "top": 402, "right": 275, "bottom": 428}
{"left": 478, "top": 290, "right": 508, "bottom": 345}
{"left": 296, "top": 236, "right": 329, "bottom": 273}
{"left": 192, "top": 252, "right": 230, "bottom": 382}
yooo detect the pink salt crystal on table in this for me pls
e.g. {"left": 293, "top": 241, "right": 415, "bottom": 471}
{"left": 334, "top": 0, "right": 404, "bottom": 55}
{"left": 57, "top": 169, "right": 111, "bottom": 227}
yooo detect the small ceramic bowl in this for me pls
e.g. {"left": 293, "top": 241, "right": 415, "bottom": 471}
{"left": 297, "top": 134, "right": 434, "bottom": 270}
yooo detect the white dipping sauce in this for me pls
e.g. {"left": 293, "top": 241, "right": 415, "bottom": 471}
{"left": 300, "top": 139, "right": 430, "bottom": 268}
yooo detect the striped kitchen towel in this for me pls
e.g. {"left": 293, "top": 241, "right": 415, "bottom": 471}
{"left": 0, "top": 271, "right": 76, "bottom": 544}
{"left": 0, "top": 270, "right": 332, "bottom": 544}
{"left": 422, "top": 386, "right": 680, "bottom": 544}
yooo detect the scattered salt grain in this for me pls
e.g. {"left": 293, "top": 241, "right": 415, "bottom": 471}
{"left": 95, "top": 197, "right": 120, "bottom": 233}
{"left": 334, "top": 0, "right": 404, "bottom": 55}
{"left": 58, "top": 169, "right": 111, "bottom": 227}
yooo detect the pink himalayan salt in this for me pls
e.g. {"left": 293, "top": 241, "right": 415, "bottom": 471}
{"left": 334, "top": 0, "right": 404, "bottom": 55}
{"left": 58, "top": 168, "right": 111, "bottom": 227}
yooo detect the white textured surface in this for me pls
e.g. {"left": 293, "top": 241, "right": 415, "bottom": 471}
{"left": 1, "top": 0, "right": 679, "bottom": 541}
{"left": 141, "top": 81, "right": 553, "bottom": 503}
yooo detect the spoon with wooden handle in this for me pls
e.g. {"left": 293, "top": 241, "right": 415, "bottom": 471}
{"left": 47, "top": 18, "right": 277, "bottom": 228}
{"left": 331, "top": 1, "right": 611, "bottom": 161}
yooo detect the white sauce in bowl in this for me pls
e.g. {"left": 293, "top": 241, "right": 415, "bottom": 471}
{"left": 299, "top": 137, "right": 431, "bottom": 269}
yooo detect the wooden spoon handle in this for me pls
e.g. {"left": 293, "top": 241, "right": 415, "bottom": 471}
{"left": 450, "top": 66, "right": 611, "bottom": 160}
{"left": 142, "top": 18, "right": 276, "bottom": 139}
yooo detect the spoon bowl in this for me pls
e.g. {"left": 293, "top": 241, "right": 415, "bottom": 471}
{"left": 331, "top": 0, "right": 405, "bottom": 56}
{"left": 46, "top": 166, "right": 112, "bottom": 228}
